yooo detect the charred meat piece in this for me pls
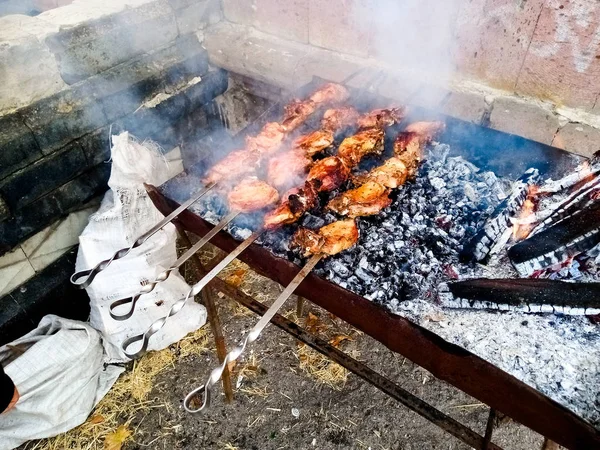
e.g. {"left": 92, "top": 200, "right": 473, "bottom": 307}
{"left": 309, "top": 83, "right": 350, "bottom": 105}
{"left": 321, "top": 107, "right": 360, "bottom": 133}
{"left": 227, "top": 177, "right": 279, "bottom": 213}
{"left": 357, "top": 107, "right": 407, "bottom": 130}
{"left": 404, "top": 121, "right": 446, "bottom": 141}
{"left": 293, "top": 130, "right": 334, "bottom": 156}
{"left": 245, "top": 122, "right": 287, "bottom": 156}
{"left": 327, "top": 181, "right": 392, "bottom": 217}
{"left": 202, "top": 149, "right": 260, "bottom": 185}
{"left": 263, "top": 202, "right": 303, "bottom": 230}
{"left": 393, "top": 122, "right": 445, "bottom": 176}
{"left": 338, "top": 128, "right": 385, "bottom": 167}
{"left": 352, "top": 157, "right": 409, "bottom": 189}
{"left": 292, "top": 219, "right": 359, "bottom": 257}
{"left": 267, "top": 149, "right": 313, "bottom": 191}
{"left": 306, "top": 156, "right": 351, "bottom": 192}
{"left": 289, "top": 181, "right": 319, "bottom": 214}
{"left": 282, "top": 99, "right": 317, "bottom": 132}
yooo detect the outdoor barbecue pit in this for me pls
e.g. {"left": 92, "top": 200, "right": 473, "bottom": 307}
{"left": 131, "top": 77, "right": 600, "bottom": 449}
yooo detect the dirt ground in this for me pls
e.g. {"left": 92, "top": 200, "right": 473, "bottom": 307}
{"left": 118, "top": 247, "right": 546, "bottom": 450}
{"left": 21, "top": 244, "right": 548, "bottom": 450}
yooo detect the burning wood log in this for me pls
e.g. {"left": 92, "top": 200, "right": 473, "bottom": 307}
{"left": 441, "top": 278, "right": 600, "bottom": 315}
{"left": 508, "top": 200, "right": 600, "bottom": 276}
{"left": 460, "top": 168, "right": 540, "bottom": 263}
{"left": 536, "top": 151, "right": 600, "bottom": 195}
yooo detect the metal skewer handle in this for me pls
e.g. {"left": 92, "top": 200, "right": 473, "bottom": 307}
{"left": 109, "top": 210, "right": 240, "bottom": 320}
{"left": 183, "top": 253, "right": 322, "bottom": 413}
{"left": 70, "top": 183, "right": 216, "bottom": 289}
{"left": 121, "top": 229, "right": 263, "bottom": 358}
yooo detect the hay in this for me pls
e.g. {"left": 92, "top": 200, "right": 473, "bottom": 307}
{"left": 23, "top": 327, "right": 210, "bottom": 450}
{"left": 296, "top": 343, "right": 348, "bottom": 390}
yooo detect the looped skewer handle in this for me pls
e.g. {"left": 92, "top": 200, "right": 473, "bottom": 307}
{"left": 121, "top": 229, "right": 263, "bottom": 356}
{"left": 183, "top": 253, "right": 322, "bottom": 413}
{"left": 109, "top": 210, "right": 240, "bottom": 321}
{"left": 70, "top": 183, "right": 216, "bottom": 289}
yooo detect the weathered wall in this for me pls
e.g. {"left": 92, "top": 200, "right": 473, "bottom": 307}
{"left": 207, "top": 0, "right": 600, "bottom": 157}
{"left": 0, "top": 0, "right": 227, "bottom": 303}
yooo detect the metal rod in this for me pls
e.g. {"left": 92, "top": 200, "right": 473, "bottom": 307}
{"left": 208, "top": 274, "right": 504, "bottom": 450}
{"left": 109, "top": 210, "right": 240, "bottom": 320}
{"left": 70, "top": 182, "right": 216, "bottom": 289}
{"left": 183, "top": 254, "right": 323, "bottom": 413}
{"left": 174, "top": 224, "right": 234, "bottom": 404}
{"left": 296, "top": 296, "right": 305, "bottom": 317}
{"left": 483, "top": 408, "right": 497, "bottom": 450}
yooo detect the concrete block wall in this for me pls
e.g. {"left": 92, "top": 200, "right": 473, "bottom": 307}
{"left": 208, "top": 0, "right": 600, "bottom": 158}
{"left": 0, "top": 0, "right": 227, "bottom": 304}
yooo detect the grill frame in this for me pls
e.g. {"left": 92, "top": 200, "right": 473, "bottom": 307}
{"left": 149, "top": 77, "right": 600, "bottom": 449}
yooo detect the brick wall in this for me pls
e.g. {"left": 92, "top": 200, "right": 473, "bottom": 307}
{"left": 208, "top": 0, "right": 600, "bottom": 158}
{"left": 0, "top": 0, "right": 227, "bottom": 305}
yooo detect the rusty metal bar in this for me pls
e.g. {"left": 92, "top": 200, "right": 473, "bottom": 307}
{"left": 296, "top": 296, "right": 305, "bottom": 317}
{"left": 174, "top": 223, "right": 234, "bottom": 403}
{"left": 482, "top": 409, "right": 496, "bottom": 450}
{"left": 148, "top": 187, "right": 600, "bottom": 450}
{"left": 208, "top": 273, "right": 503, "bottom": 450}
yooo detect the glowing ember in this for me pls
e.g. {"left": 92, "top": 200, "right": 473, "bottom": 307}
{"left": 512, "top": 185, "right": 539, "bottom": 241}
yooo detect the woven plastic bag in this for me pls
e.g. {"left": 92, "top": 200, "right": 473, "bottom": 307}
{"left": 76, "top": 132, "right": 206, "bottom": 362}
{"left": 0, "top": 315, "right": 124, "bottom": 449}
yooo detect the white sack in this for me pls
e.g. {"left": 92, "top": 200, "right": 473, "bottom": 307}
{"left": 76, "top": 133, "right": 206, "bottom": 361}
{"left": 0, "top": 315, "right": 124, "bottom": 450}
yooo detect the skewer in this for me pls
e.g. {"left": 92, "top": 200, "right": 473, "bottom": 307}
{"left": 121, "top": 229, "right": 264, "bottom": 358}
{"left": 109, "top": 210, "right": 240, "bottom": 320}
{"left": 183, "top": 253, "right": 323, "bottom": 413}
{"left": 70, "top": 182, "right": 216, "bottom": 289}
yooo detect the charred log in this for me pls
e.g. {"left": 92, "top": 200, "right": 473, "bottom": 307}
{"left": 460, "top": 168, "right": 539, "bottom": 263}
{"left": 508, "top": 201, "right": 600, "bottom": 275}
{"left": 442, "top": 278, "right": 600, "bottom": 315}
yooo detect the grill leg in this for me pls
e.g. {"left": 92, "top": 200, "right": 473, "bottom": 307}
{"left": 174, "top": 223, "right": 234, "bottom": 403}
{"left": 296, "top": 296, "right": 306, "bottom": 317}
{"left": 482, "top": 408, "right": 496, "bottom": 449}
{"left": 542, "top": 438, "right": 559, "bottom": 450}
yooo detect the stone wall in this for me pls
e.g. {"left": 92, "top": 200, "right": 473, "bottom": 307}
{"left": 206, "top": 0, "right": 600, "bottom": 157}
{"left": 0, "top": 0, "right": 226, "bottom": 306}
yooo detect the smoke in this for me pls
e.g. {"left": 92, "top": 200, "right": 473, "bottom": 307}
{"left": 352, "top": 0, "right": 461, "bottom": 104}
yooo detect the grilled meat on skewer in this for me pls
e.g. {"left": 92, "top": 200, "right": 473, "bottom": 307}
{"left": 326, "top": 181, "right": 392, "bottom": 217}
{"left": 227, "top": 177, "right": 279, "bottom": 213}
{"left": 357, "top": 107, "right": 407, "bottom": 130}
{"left": 245, "top": 122, "right": 287, "bottom": 156}
{"left": 309, "top": 83, "right": 350, "bottom": 104}
{"left": 338, "top": 128, "right": 385, "bottom": 167}
{"left": 394, "top": 121, "right": 446, "bottom": 176}
{"left": 321, "top": 107, "right": 360, "bottom": 133}
{"left": 282, "top": 99, "right": 317, "bottom": 132}
{"left": 202, "top": 149, "right": 260, "bottom": 185}
{"left": 292, "top": 130, "right": 335, "bottom": 156}
{"left": 292, "top": 219, "right": 359, "bottom": 257}
{"left": 267, "top": 149, "right": 313, "bottom": 191}
{"left": 352, "top": 157, "right": 409, "bottom": 189}
{"left": 306, "top": 156, "right": 351, "bottom": 192}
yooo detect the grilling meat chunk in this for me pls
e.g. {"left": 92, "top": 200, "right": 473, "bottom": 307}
{"left": 404, "top": 121, "right": 446, "bottom": 140}
{"left": 282, "top": 99, "right": 317, "bottom": 132}
{"left": 263, "top": 202, "right": 302, "bottom": 230}
{"left": 352, "top": 157, "right": 409, "bottom": 189}
{"left": 267, "top": 149, "right": 313, "bottom": 191}
{"left": 202, "top": 149, "right": 259, "bottom": 185}
{"left": 292, "top": 219, "right": 359, "bottom": 257}
{"left": 227, "top": 177, "right": 279, "bottom": 213}
{"left": 357, "top": 107, "right": 406, "bottom": 130}
{"left": 327, "top": 181, "right": 392, "bottom": 217}
{"left": 321, "top": 107, "right": 360, "bottom": 133}
{"left": 338, "top": 128, "right": 385, "bottom": 167}
{"left": 292, "top": 130, "right": 334, "bottom": 156}
{"left": 309, "top": 83, "right": 350, "bottom": 104}
{"left": 245, "top": 122, "right": 287, "bottom": 156}
{"left": 306, "top": 156, "right": 351, "bottom": 192}
{"left": 394, "top": 121, "right": 445, "bottom": 176}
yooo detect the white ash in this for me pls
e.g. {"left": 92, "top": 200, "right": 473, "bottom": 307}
{"left": 390, "top": 299, "right": 600, "bottom": 428}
